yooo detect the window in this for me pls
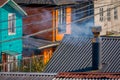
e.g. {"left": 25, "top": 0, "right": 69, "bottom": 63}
{"left": 100, "top": 8, "right": 104, "bottom": 21}
{"left": 8, "top": 13, "right": 16, "bottom": 35}
{"left": 114, "top": 7, "right": 118, "bottom": 19}
{"left": 107, "top": 8, "right": 111, "bottom": 21}
{"left": 58, "top": 6, "right": 66, "bottom": 33}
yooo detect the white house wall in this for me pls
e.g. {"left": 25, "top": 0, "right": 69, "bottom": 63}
{"left": 94, "top": 0, "right": 120, "bottom": 35}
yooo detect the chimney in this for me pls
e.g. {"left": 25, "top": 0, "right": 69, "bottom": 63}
{"left": 91, "top": 26, "right": 102, "bottom": 70}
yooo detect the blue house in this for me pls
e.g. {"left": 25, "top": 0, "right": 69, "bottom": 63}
{"left": 0, "top": 0, "right": 27, "bottom": 71}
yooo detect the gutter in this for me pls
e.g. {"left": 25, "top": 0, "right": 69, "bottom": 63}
{"left": 38, "top": 43, "right": 60, "bottom": 50}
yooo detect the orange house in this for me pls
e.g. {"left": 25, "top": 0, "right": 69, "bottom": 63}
{"left": 14, "top": 0, "right": 90, "bottom": 64}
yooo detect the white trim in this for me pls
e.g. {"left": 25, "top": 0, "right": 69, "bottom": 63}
{"left": 0, "top": 0, "right": 27, "bottom": 16}
{"left": 11, "top": 0, "right": 27, "bottom": 16}
{"left": 38, "top": 43, "right": 59, "bottom": 50}
{"left": 8, "top": 13, "right": 16, "bottom": 35}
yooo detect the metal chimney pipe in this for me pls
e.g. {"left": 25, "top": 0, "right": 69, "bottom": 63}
{"left": 91, "top": 26, "right": 102, "bottom": 70}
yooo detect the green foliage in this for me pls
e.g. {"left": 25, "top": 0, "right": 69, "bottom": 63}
{"left": 19, "top": 55, "right": 46, "bottom": 72}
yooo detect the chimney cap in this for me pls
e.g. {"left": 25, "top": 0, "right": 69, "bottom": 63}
{"left": 92, "top": 26, "right": 102, "bottom": 33}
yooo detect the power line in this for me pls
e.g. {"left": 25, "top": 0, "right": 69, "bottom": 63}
{"left": 0, "top": 1, "right": 119, "bottom": 31}
{"left": 0, "top": 3, "right": 120, "bottom": 43}
{"left": 0, "top": 1, "right": 91, "bottom": 23}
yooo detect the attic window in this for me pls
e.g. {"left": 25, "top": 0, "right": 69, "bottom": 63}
{"left": 8, "top": 13, "right": 16, "bottom": 35}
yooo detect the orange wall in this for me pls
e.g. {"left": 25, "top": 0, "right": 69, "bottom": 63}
{"left": 43, "top": 48, "right": 53, "bottom": 64}
{"left": 54, "top": 7, "right": 72, "bottom": 41}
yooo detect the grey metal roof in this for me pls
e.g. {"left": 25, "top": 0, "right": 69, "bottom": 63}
{"left": 23, "top": 37, "right": 59, "bottom": 57}
{"left": 23, "top": 37, "right": 59, "bottom": 50}
{"left": 100, "top": 36, "right": 120, "bottom": 72}
{"left": 14, "top": 0, "right": 91, "bottom": 5}
{"left": 44, "top": 35, "right": 93, "bottom": 73}
{"left": 44, "top": 35, "right": 120, "bottom": 73}
{"left": 0, "top": 72, "right": 56, "bottom": 80}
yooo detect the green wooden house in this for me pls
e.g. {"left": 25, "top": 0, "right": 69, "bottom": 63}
{"left": 0, "top": 0, "right": 27, "bottom": 71}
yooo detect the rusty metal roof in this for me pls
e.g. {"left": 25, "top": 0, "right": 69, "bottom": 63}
{"left": 0, "top": 72, "right": 119, "bottom": 80}
{"left": 54, "top": 72, "right": 120, "bottom": 79}
{"left": 14, "top": 0, "right": 92, "bottom": 5}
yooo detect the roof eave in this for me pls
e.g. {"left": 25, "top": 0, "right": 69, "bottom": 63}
{"left": 9, "top": 0, "right": 27, "bottom": 16}
{"left": 0, "top": 0, "right": 27, "bottom": 16}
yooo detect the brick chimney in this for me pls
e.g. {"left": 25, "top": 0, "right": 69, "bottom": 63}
{"left": 92, "top": 26, "right": 102, "bottom": 70}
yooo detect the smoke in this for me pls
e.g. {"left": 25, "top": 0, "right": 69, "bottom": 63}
{"left": 71, "top": 17, "right": 94, "bottom": 37}
{"left": 23, "top": 8, "right": 52, "bottom": 38}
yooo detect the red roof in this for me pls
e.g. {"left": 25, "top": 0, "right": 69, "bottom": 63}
{"left": 0, "top": 0, "right": 7, "bottom": 7}
{"left": 56, "top": 72, "right": 120, "bottom": 79}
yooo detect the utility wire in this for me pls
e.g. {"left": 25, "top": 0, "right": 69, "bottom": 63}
{"left": 0, "top": 1, "right": 119, "bottom": 31}
{"left": 0, "top": 3, "right": 120, "bottom": 43}
{"left": 0, "top": 1, "right": 90, "bottom": 23}
{"left": 1, "top": 0, "right": 108, "bottom": 24}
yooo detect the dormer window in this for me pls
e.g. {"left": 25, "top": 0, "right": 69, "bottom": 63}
{"left": 8, "top": 13, "right": 16, "bottom": 35}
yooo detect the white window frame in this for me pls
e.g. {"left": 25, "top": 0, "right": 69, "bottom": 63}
{"left": 58, "top": 6, "right": 66, "bottom": 33}
{"left": 8, "top": 13, "right": 16, "bottom": 35}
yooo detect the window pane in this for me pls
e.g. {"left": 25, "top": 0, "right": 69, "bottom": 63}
{"left": 114, "top": 7, "right": 118, "bottom": 19}
{"left": 100, "top": 8, "right": 103, "bottom": 21}
{"left": 8, "top": 13, "right": 16, "bottom": 34}
{"left": 107, "top": 8, "right": 111, "bottom": 21}
{"left": 58, "top": 7, "right": 66, "bottom": 33}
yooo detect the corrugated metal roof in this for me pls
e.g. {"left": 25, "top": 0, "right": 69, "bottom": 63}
{"left": 44, "top": 35, "right": 93, "bottom": 73}
{"left": 23, "top": 38, "right": 59, "bottom": 49}
{"left": 0, "top": 72, "right": 56, "bottom": 80}
{"left": 53, "top": 72, "right": 120, "bottom": 79}
{"left": 44, "top": 35, "right": 120, "bottom": 73}
{"left": 23, "top": 37, "right": 59, "bottom": 57}
{"left": 100, "top": 36, "right": 120, "bottom": 72}
{"left": 14, "top": 0, "right": 91, "bottom": 5}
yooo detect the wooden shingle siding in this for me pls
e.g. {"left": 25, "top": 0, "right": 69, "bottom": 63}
{"left": 23, "top": 7, "right": 54, "bottom": 41}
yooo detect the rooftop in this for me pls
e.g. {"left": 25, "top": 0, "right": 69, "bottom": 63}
{"left": 44, "top": 35, "right": 120, "bottom": 73}
{"left": 14, "top": 0, "right": 92, "bottom": 5}
{"left": 55, "top": 72, "right": 120, "bottom": 79}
